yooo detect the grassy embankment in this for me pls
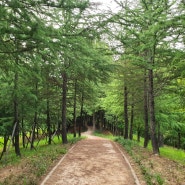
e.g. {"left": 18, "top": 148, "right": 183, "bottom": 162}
{"left": 94, "top": 130, "right": 185, "bottom": 185}
{"left": 94, "top": 131, "right": 185, "bottom": 165}
{"left": 0, "top": 134, "right": 83, "bottom": 185}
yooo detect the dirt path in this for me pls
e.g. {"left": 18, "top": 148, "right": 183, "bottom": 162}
{"left": 40, "top": 131, "right": 140, "bottom": 185}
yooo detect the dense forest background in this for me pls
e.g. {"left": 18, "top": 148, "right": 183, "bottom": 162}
{"left": 0, "top": 0, "right": 185, "bottom": 158}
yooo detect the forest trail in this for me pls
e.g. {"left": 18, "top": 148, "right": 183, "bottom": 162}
{"left": 40, "top": 128, "right": 141, "bottom": 185}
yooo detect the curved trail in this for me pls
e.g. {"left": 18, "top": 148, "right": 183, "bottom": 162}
{"left": 40, "top": 130, "right": 140, "bottom": 185}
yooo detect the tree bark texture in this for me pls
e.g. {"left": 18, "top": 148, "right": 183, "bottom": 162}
{"left": 148, "top": 68, "right": 159, "bottom": 154}
{"left": 31, "top": 83, "right": 38, "bottom": 150}
{"left": 129, "top": 103, "right": 134, "bottom": 140}
{"left": 47, "top": 98, "right": 52, "bottom": 145}
{"left": 73, "top": 80, "right": 77, "bottom": 138}
{"left": 61, "top": 72, "right": 68, "bottom": 144}
{"left": 78, "top": 93, "right": 84, "bottom": 137}
{"left": 124, "top": 86, "right": 129, "bottom": 139}
{"left": 14, "top": 71, "right": 21, "bottom": 156}
{"left": 143, "top": 70, "right": 149, "bottom": 148}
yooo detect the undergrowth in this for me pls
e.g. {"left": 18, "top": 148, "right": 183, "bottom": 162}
{"left": 0, "top": 134, "right": 82, "bottom": 185}
{"left": 115, "top": 137, "right": 165, "bottom": 185}
{"left": 133, "top": 135, "right": 185, "bottom": 165}
{"left": 94, "top": 131, "right": 165, "bottom": 184}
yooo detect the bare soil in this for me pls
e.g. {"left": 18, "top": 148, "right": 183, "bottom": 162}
{"left": 40, "top": 132, "right": 140, "bottom": 185}
{"left": 130, "top": 146, "right": 185, "bottom": 185}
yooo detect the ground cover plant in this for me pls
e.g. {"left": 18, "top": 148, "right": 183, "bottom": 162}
{"left": 94, "top": 131, "right": 185, "bottom": 185}
{"left": 132, "top": 135, "right": 185, "bottom": 165}
{"left": 0, "top": 134, "right": 82, "bottom": 185}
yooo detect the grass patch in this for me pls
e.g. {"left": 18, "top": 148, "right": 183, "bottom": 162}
{"left": 132, "top": 135, "right": 185, "bottom": 165}
{"left": 0, "top": 137, "right": 3, "bottom": 145}
{"left": 160, "top": 146, "right": 185, "bottom": 165}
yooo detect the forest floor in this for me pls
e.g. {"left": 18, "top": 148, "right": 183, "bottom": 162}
{"left": 117, "top": 140, "right": 185, "bottom": 185}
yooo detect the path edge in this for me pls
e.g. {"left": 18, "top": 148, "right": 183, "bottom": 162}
{"left": 40, "top": 143, "right": 77, "bottom": 185}
{"left": 113, "top": 142, "right": 141, "bottom": 185}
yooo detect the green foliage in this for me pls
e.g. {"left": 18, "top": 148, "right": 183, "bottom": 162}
{"left": 0, "top": 0, "right": 115, "bottom": 156}
{"left": 115, "top": 137, "right": 138, "bottom": 155}
{"left": 155, "top": 89, "right": 185, "bottom": 148}
{"left": 102, "top": 0, "right": 185, "bottom": 153}
{"left": 160, "top": 147, "right": 185, "bottom": 165}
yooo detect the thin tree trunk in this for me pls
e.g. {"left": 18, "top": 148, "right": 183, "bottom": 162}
{"left": 124, "top": 86, "right": 129, "bottom": 139}
{"left": 129, "top": 103, "right": 134, "bottom": 140}
{"left": 144, "top": 70, "right": 149, "bottom": 148}
{"left": 148, "top": 68, "right": 159, "bottom": 154}
{"left": 78, "top": 93, "right": 84, "bottom": 137}
{"left": 73, "top": 80, "right": 77, "bottom": 138}
{"left": 14, "top": 104, "right": 20, "bottom": 156}
{"left": 14, "top": 68, "right": 21, "bottom": 156}
{"left": 61, "top": 72, "right": 68, "bottom": 144}
{"left": 47, "top": 98, "right": 52, "bottom": 145}
{"left": 31, "top": 83, "right": 38, "bottom": 150}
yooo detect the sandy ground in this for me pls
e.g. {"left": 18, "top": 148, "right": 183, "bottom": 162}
{"left": 40, "top": 129, "right": 140, "bottom": 185}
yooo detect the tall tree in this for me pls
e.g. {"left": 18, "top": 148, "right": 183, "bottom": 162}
{"left": 13, "top": 55, "right": 21, "bottom": 156}
{"left": 108, "top": 0, "right": 184, "bottom": 154}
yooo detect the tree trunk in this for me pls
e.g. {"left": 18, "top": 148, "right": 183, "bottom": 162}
{"left": 129, "top": 103, "right": 134, "bottom": 140}
{"left": 144, "top": 70, "right": 149, "bottom": 148}
{"left": 78, "top": 93, "right": 84, "bottom": 137}
{"left": 73, "top": 80, "right": 77, "bottom": 138}
{"left": 30, "top": 83, "right": 38, "bottom": 150}
{"left": 47, "top": 98, "right": 52, "bottom": 145}
{"left": 14, "top": 71, "right": 21, "bottom": 156}
{"left": 148, "top": 68, "right": 159, "bottom": 154}
{"left": 61, "top": 72, "right": 68, "bottom": 144}
{"left": 124, "top": 86, "right": 129, "bottom": 139}
{"left": 14, "top": 98, "right": 21, "bottom": 156}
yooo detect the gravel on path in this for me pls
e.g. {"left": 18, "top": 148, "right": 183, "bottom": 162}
{"left": 40, "top": 133, "right": 140, "bottom": 185}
